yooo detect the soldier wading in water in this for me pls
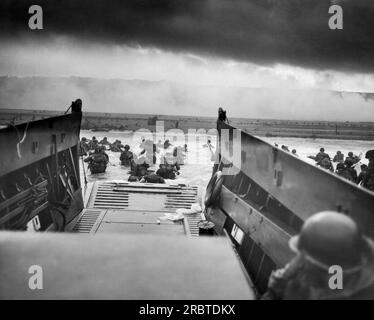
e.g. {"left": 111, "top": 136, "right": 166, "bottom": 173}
{"left": 84, "top": 146, "right": 109, "bottom": 174}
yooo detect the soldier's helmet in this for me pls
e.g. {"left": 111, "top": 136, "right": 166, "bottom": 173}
{"left": 124, "top": 145, "right": 130, "bottom": 150}
{"left": 289, "top": 211, "right": 365, "bottom": 270}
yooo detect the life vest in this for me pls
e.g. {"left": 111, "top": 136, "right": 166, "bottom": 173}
{"left": 333, "top": 154, "right": 344, "bottom": 162}
{"left": 156, "top": 167, "right": 176, "bottom": 179}
{"left": 204, "top": 171, "right": 224, "bottom": 207}
{"left": 144, "top": 174, "right": 165, "bottom": 184}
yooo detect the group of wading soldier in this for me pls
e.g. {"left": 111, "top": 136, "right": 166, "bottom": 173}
{"left": 79, "top": 137, "right": 109, "bottom": 174}
{"left": 308, "top": 148, "right": 374, "bottom": 191}
{"left": 80, "top": 134, "right": 185, "bottom": 179}
{"left": 128, "top": 139, "right": 184, "bottom": 183}
{"left": 80, "top": 137, "right": 133, "bottom": 174}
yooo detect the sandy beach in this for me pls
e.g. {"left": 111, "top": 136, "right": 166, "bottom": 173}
{"left": 1, "top": 108, "right": 374, "bottom": 140}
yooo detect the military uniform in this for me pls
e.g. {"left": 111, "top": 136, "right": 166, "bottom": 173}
{"left": 99, "top": 137, "right": 110, "bottom": 145}
{"left": 89, "top": 141, "right": 99, "bottom": 151}
{"left": 336, "top": 163, "right": 356, "bottom": 182}
{"left": 263, "top": 242, "right": 374, "bottom": 300}
{"left": 346, "top": 152, "right": 360, "bottom": 165}
{"left": 110, "top": 140, "right": 125, "bottom": 152}
{"left": 262, "top": 211, "right": 374, "bottom": 300}
{"left": 120, "top": 149, "right": 133, "bottom": 166}
{"left": 362, "top": 168, "right": 374, "bottom": 191}
{"left": 79, "top": 139, "right": 89, "bottom": 156}
{"left": 346, "top": 166, "right": 358, "bottom": 183}
{"left": 318, "top": 157, "right": 334, "bottom": 172}
{"left": 315, "top": 152, "right": 330, "bottom": 163}
{"left": 84, "top": 149, "right": 109, "bottom": 174}
{"left": 333, "top": 152, "right": 344, "bottom": 163}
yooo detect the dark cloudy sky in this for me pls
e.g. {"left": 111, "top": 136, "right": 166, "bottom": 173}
{"left": 0, "top": 0, "right": 373, "bottom": 119}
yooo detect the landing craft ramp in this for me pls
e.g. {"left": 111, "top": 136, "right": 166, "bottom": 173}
{"left": 67, "top": 181, "right": 203, "bottom": 236}
{"left": 0, "top": 232, "right": 255, "bottom": 299}
{"left": 1, "top": 180, "right": 255, "bottom": 299}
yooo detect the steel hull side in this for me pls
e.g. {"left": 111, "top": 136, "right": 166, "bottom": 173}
{"left": 216, "top": 121, "right": 374, "bottom": 238}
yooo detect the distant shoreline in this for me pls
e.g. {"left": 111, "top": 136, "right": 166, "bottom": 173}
{"left": 1, "top": 108, "right": 374, "bottom": 141}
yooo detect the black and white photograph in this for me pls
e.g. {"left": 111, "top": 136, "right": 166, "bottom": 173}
{"left": 0, "top": 0, "right": 374, "bottom": 305}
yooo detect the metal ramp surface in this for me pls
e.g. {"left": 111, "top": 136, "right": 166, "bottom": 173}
{"left": 87, "top": 181, "right": 198, "bottom": 211}
{"left": 70, "top": 181, "right": 204, "bottom": 236}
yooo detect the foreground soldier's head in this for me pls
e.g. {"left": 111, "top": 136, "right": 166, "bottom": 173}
{"left": 262, "top": 211, "right": 374, "bottom": 300}
{"left": 289, "top": 211, "right": 366, "bottom": 271}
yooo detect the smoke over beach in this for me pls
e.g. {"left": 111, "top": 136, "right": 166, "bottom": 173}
{"left": 0, "top": 76, "right": 373, "bottom": 121}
